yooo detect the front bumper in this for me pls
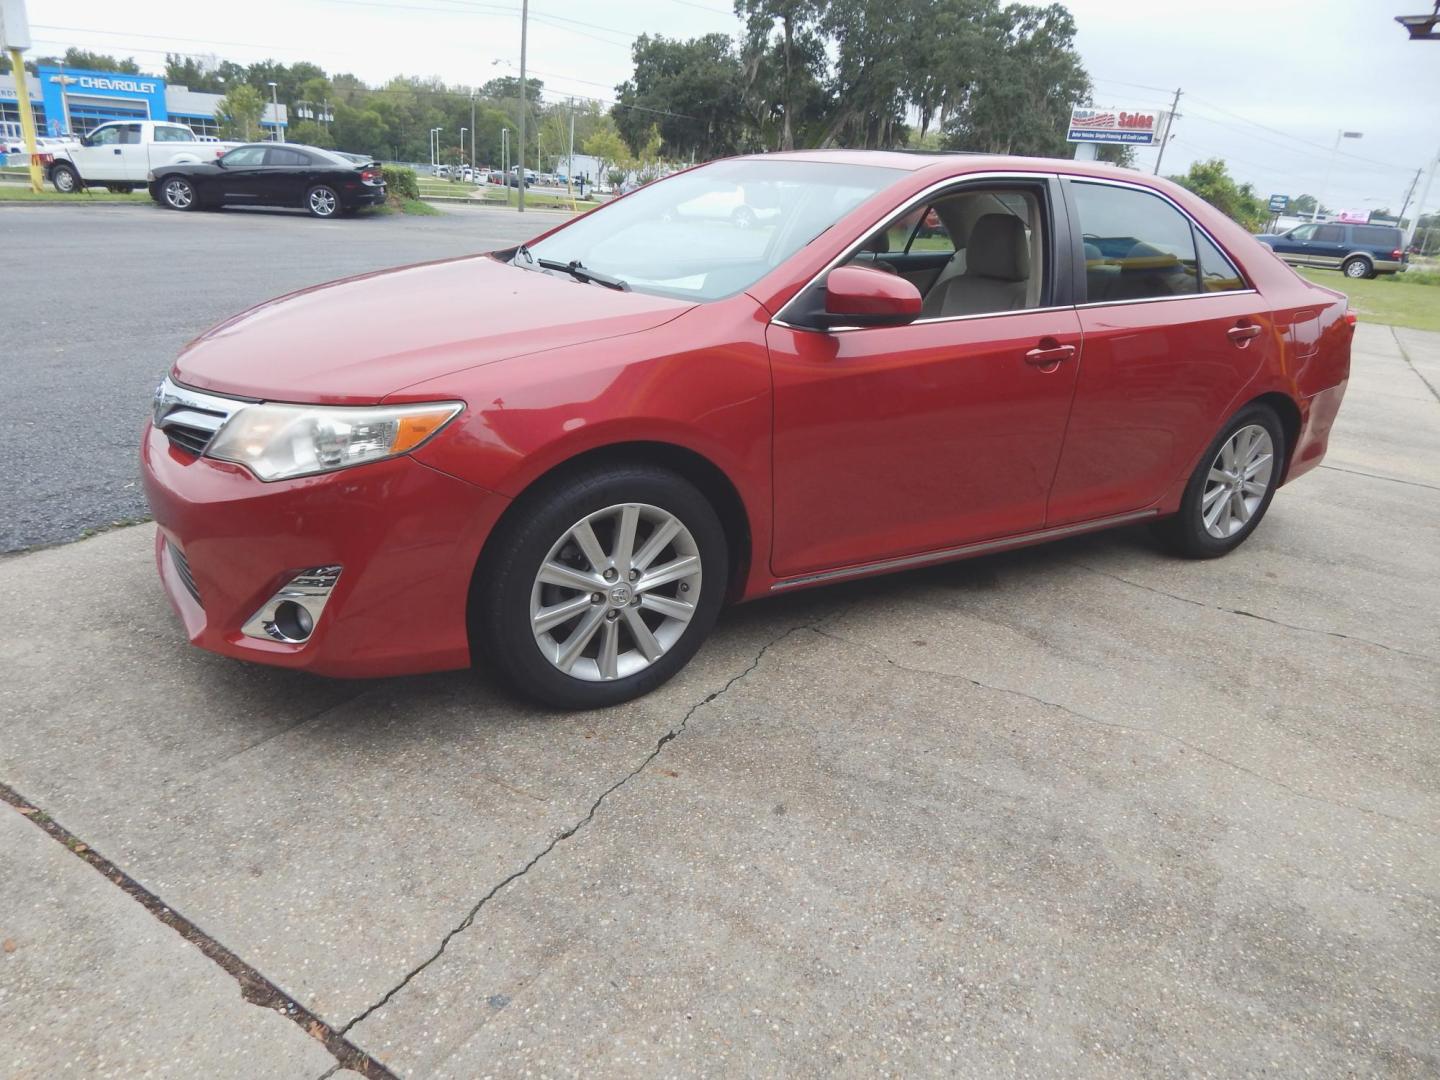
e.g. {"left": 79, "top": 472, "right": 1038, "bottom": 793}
{"left": 141, "top": 421, "right": 508, "bottom": 677}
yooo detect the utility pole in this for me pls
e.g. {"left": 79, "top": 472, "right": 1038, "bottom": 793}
{"left": 267, "top": 82, "right": 279, "bottom": 140}
{"left": 1397, "top": 168, "right": 1422, "bottom": 229}
{"left": 1405, "top": 147, "right": 1438, "bottom": 250}
{"left": 567, "top": 97, "right": 575, "bottom": 202}
{"left": 1153, "top": 87, "right": 1182, "bottom": 176}
{"left": 517, "top": 0, "right": 528, "bottom": 212}
{"left": 1318, "top": 130, "right": 1363, "bottom": 225}
{"left": 469, "top": 90, "right": 476, "bottom": 169}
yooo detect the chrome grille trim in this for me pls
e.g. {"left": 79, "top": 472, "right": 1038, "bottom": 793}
{"left": 152, "top": 376, "right": 251, "bottom": 457}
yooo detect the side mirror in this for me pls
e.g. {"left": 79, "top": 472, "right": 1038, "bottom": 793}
{"left": 821, "top": 265, "right": 922, "bottom": 328}
{"left": 214, "top": 157, "right": 226, "bottom": 167}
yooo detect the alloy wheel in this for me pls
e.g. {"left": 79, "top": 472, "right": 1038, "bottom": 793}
{"left": 529, "top": 502, "right": 701, "bottom": 682}
{"left": 1344, "top": 259, "right": 1369, "bottom": 279}
{"left": 309, "top": 187, "right": 338, "bottom": 216}
{"left": 164, "top": 179, "right": 193, "bottom": 209}
{"left": 1201, "top": 424, "right": 1274, "bottom": 538}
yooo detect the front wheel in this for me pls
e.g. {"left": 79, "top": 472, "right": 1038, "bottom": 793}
{"left": 1155, "top": 404, "right": 1286, "bottom": 559}
{"left": 306, "top": 185, "right": 339, "bottom": 218}
{"left": 474, "top": 464, "right": 728, "bottom": 709}
{"left": 50, "top": 163, "right": 80, "bottom": 194}
{"left": 1342, "top": 256, "right": 1373, "bottom": 280}
{"left": 160, "top": 176, "right": 197, "bottom": 211}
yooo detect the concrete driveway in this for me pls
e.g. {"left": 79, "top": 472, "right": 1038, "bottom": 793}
{"left": 1, "top": 322, "right": 1436, "bottom": 1078}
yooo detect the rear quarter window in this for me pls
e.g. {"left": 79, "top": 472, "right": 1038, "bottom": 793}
{"left": 1351, "top": 225, "right": 1400, "bottom": 247}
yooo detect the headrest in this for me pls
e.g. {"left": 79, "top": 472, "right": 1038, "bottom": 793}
{"left": 860, "top": 231, "right": 890, "bottom": 256}
{"left": 1083, "top": 241, "right": 1103, "bottom": 262}
{"left": 967, "top": 214, "right": 1029, "bottom": 282}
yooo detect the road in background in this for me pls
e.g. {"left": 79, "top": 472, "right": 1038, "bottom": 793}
{"left": 1, "top": 203, "right": 558, "bottom": 552}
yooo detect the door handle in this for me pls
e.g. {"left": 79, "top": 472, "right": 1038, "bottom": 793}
{"left": 1227, "top": 323, "right": 1262, "bottom": 345}
{"left": 1024, "top": 343, "right": 1076, "bottom": 367}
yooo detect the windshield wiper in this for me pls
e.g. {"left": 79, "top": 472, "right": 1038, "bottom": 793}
{"left": 536, "top": 258, "right": 629, "bottom": 291}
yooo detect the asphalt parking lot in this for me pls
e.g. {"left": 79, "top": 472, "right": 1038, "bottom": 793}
{"left": 1, "top": 205, "right": 1437, "bottom": 1077}
{"left": 0, "top": 202, "right": 550, "bottom": 552}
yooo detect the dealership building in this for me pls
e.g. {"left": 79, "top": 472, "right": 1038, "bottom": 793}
{"left": 0, "top": 65, "right": 286, "bottom": 139}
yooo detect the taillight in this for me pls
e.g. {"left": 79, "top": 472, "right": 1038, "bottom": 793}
{"left": 361, "top": 168, "right": 381, "bottom": 185}
{"left": 1344, "top": 310, "right": 1357, "bottom": 328}
{"left": 1391, "top": 249, "right": 1403, "bottom": 260}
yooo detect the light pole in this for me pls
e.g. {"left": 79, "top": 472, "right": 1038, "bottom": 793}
{"left": 1317, "top": 130, "right": 1362, "bottom": 224}
{"left": 460, "top": 127, "right": 468, "bottom": 170}
{"left": 517, "top": 0, "right": 529, "bottom": 212}
{"left": 435, "top": 127, "right": 443, "bottom": 169}
{"left": 267, "top": 82, "right": 279, "bottom": 141}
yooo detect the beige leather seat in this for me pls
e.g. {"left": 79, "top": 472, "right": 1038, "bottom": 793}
{"left": 922, "top": 214, "right": 1030, "bottom": 318}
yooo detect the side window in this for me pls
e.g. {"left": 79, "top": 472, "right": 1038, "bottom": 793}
{"left": 1314, "top": 225, "right": 1345, "bottom": 243}
{"left": 1193, "top": 230, "right": 1246, "bottom": 293}
{"left": 88, "top": 126, "right": 120, "bottom": 146}
{"left": 1071, "top": 182, "right": 1200, "bottom": 303}
{"left": 119, "top": 124, "right": 142, "bottom": 145}
{"left": 153, "top": 125, "right": 192, "bottom": 143}
{"left": 1289, "top": 224, "right": 1317, "bottom": 241}
{"left": 221, "top": 146, "right": 267, "bottom": 167}
{"left": 266, "top": 147, "right": 311, "bottom": 166}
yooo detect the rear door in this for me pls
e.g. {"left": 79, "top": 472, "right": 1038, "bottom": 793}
{"left": 1047, "top": 177, "right": 1278, "bottom": 526}
{"left": 261, "top": 146, "right": 314, "bottom": 205}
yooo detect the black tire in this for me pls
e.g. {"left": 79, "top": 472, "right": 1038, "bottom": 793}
{"left": 105, "top": 183, "right": 135, "bottom": 194}
{"left": 50, "top": 163, "right": 80, "bottom": 194}
{"left": 1154, "top": 402, "right": 1286, "bottom": 559}
{"left": 306, "top": 185, "right": 340, "bottom": 218}
{"left": 1342, "top": 256, "right": 1373, "bottom": 280}
{"left": 474, "top": 463, "right": 728, "bottom": 709}
{"left": 159, "top": 176, "right": 197, "bottom": 211}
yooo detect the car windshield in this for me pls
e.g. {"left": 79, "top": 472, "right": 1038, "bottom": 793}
{"left": 522, "top": 159, "right": 906, "bottom": 301}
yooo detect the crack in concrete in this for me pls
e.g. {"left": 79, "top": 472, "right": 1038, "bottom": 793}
{"left": 1391, "top": 325, "right": 1440, "bottom": 403}
{"left": 0, "top": 782, "right": 397, "bottom": 1080}
{"left": 1067, "top": 560, "right": 1434, "bottom": 662}
{"left": 1317, "top": 464, "right": 1440, "bottom": 493}
{"left": 337, "top": 621, "right": 812, "bottom": 1038}
{"left": 809, "top": 627, "right": 1437, "bottom": 839}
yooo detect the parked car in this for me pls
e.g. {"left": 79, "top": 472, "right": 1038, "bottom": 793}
{"left": 1256, "top": 221, "right": 1407, "bottom": 279}
{"left": 46, "top": 121, "right": 233, "bottom": 194}
{"left": 147, "top": 143, "right": 387, "bottom": 217}
{"left": 143, "top": 153, "right": 1353, "bottom": 708}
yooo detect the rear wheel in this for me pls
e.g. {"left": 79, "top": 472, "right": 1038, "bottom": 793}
{"left": 1342, "top": 256, "right": 1373, "bottom": 279}
{"left": 306, "top": 185, "right": 339, "bottom": 218}
{"left": 50, "top": 163, "right": 79, "bottom": 194}
{"left": 474, "top": 464, "right": 727, "bottom": 709}
{"left": 1155, "top": 403, "right": 1285, "bottom": 559}
{"left": 160, "top": 176, "right": 197, "bottom": 211}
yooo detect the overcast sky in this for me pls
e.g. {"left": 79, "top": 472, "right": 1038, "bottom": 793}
{"left": 24, "top": 0, "right": 1440, "bottom": 214}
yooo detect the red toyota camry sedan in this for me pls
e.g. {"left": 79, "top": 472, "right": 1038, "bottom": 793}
{"left": 142, "top": 151, "right": 1353, "bottom": 708}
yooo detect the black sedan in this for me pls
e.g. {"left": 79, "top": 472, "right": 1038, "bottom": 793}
{"left": 148, "top": 144, "right": 387, "bottom": 218}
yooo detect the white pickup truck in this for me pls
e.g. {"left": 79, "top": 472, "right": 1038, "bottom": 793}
{"left": 46, "top": 121, "right": 237, "bottom": 194}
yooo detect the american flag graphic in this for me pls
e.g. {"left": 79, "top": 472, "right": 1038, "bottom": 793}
{"left": 1071, "top": 112, "right": 1116, "bottom": 128}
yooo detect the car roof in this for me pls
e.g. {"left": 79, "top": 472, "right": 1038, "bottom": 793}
{"left": 734, "top": 148, "right": 1177, "bottom": 184}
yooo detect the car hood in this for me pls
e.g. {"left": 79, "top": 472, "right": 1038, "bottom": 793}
{"left": 172, "top": 254, "right": 695, "bottom": 404}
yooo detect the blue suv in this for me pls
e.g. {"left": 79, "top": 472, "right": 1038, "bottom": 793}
{"left": 1256, "top": 221, "right": 1407, "bottom": 279}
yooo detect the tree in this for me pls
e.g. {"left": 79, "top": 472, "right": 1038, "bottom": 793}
{"left": 941, "top": 3, "right": 1091, "bottom": 157}
{"left": 287, "top": 120, "right": 335, "bottom": 148}
{"left": 33, "top": 48, "right": 142, "bottom": 74}
{"left": 1169, "top": 158, "right": 1268, "bottom": 231}
{"left": 583, "top": 125, "right": 631, "bottom": 187}
{"left": 735, "top": 0, "right": 824, "bottom": 150}
{"left": 215, "top": 84, "right": 266, "bottom": 141}
{"left": 1290, "top": 194, "right": 1319, "bottom": 216}
{"left": 614, "top": 34, "right": 748, "bottom": 160}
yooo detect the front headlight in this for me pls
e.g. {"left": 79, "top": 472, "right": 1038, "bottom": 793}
{"left": 206, "top": 400, "right": 463, "bottom": 481}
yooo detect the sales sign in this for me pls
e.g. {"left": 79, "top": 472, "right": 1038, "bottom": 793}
{"left": 1268, "top": 194, "right": 1289, "bottom": 213}
{"left": 1066, "top": 107, "right": 1161, "bottom": 146}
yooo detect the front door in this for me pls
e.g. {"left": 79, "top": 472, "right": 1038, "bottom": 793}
{"left": 1047, "top": 178, "right": 1278, "bottom": 525}
{"left": 213, "top": 145, "right": 269, "bottom": 203}
{"left": 72, "top": 123, "right": 127, "bottom": 182}
{"left": 769, "top": 177, "right": 1081, "bottom": 579}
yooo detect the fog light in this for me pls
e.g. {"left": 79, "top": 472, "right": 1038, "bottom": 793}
{"left": 241, "top": 566, "right": 342, "bottom": 644}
